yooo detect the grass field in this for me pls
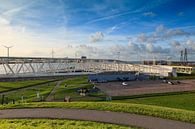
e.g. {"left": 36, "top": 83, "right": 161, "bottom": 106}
{"left": 0, "top": 79, "right": 56, "bottom": 93}
{"left": 112, "top": 92, "right": 195, "bottom": 111}
{"left": 0, "top": 119, "right": 136, "bottom": 129}
{"left": 1, "top": 81, "right": 57, "bottom": 103}
{"left": 54, "top": 76, "right": 106, "bottom": 101}
{"left": 1, "top": 102, "right": 195, "bottom": 124}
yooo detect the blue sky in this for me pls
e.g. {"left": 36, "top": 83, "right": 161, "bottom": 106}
{"left": 0, "top": 0, "right": 195, "bottom": 61}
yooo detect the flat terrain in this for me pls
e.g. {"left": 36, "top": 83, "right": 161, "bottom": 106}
{"left": 0, "top": 108, "right": 194, "bottom": 129}
{"left": 96, "top": 80, "right": 195, "bottom": 96}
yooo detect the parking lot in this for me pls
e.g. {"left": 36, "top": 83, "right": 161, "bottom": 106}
{"left": 96, "top": 80, "right": 195, "bottom": 96}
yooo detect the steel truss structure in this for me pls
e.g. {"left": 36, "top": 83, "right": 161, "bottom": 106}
{"left": 0, "top": 57, "right": 193, "bottom": 78}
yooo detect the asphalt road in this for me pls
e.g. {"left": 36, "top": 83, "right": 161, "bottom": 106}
{"left": 0, "top": 108, "right": 195, "bottom": 129}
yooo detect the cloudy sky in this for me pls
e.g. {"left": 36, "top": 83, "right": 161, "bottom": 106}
{"left": 0, "top": 0, "right": 195, "bottom": 61}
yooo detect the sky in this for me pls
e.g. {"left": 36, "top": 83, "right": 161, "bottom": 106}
{"left": 0, "top": 0, "right": 195, "bottom": 61}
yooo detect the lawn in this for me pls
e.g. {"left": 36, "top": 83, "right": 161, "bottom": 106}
{"left": 112, "top": 92, "right": 195, "bottom": 111}
{"left": 0, "top": 119, "right": 135, "bottom": 129}
{"left": 0, "top": 79, "right": 56, "bottom": 93}
{"left": 0, "top": 81, "right": 57, "bottom": 103}
{"left": 54, "top": 76, "right": 106, "bottom": 101}
{"left": 0, "top": 76, "right": 106, "bottom": 103}
{"left": 1, "top": 102, "right": 195, "bottom": 124}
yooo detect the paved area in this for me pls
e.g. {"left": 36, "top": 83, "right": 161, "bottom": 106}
{"left": 45, "top": 81, "right": 62, "bottom": 101}
{"left": 96, "top": 80, "right": 195, "bottom": 96}
{"left": 0, "top": 108, "right": 195, "bottom": 129}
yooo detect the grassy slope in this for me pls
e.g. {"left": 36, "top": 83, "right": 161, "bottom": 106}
{"left": 1, "top": 102, "right": 195, "bottom": 124}
{"left": 0, "top": 119, "right": 135, "bottom": 129}
{"left": 112, "top": 92, "right": 195, "bottom": 111}
{"left": 0, "top": 79, "right": 55, "bottom": 93}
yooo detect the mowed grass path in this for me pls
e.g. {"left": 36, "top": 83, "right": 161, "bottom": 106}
{"left": 0, "top": 119, "right": 135, "bottom": 129}
{"left": 0, "top": 79, "right": 55, "bottom": 93}
{"left": 112, "top": 92, "right": 195, "bottom": 111}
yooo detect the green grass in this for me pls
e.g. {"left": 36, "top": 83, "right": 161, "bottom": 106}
{"left": 112, "top": 91, "right": 195, "bottom": 111}
{"left": 0, "top": 81, "right": 57, "bottom": 103}
{"left": 54, "top": 76, "right": 106, "bottom": 101}
{"left": 0, "top": 76, "right": 106, "bottom": 103}
{"left": 0, "top": 119, "right": 136, "bottom": 129}
{"left": 0, "top": 79, "right": 56, "bottom": 93}
{"left": 1, "top": 102, "right": 195, "bottom": 124}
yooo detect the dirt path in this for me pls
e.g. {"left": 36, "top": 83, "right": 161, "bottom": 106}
{"left": 45, "top": 81, "right": 62, "bottom": 101}
{"left": 0, "top": 108, "right": 194, "bottom": 129}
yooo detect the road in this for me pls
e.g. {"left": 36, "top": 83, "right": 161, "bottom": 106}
{"left": 0, "top": 108, "right": 195, "bottom": 129}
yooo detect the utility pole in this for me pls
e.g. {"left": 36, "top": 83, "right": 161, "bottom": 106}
{"left": 180, "top": 50, "right": 183, "bottom": 65}
{"left": 184, "top": 48, "right": 188, "bottom": 65}
{"left": 3, "top": 45, "right": 13, "bottom": 57}
{"left": 180, "top": 48, "right": 188, "bottom": 65}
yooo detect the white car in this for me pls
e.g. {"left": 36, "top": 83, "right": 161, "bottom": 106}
{"left": 122, "top": 82, "right": 128, "bottom": 86}
{"left": 168, "top": 81, "right": 174, "bottom": 85}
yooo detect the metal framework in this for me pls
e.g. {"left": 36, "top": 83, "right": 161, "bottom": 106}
{"left": 0, "top": 57, "right": 192, "bottom": 78}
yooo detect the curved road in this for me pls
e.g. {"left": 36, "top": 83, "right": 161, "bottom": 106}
{"left": 0, "top": 108, "right": 195, "bottom": 129}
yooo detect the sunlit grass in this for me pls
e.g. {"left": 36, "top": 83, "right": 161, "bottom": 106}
{"left": 0, "top": 79, "right": 56, "bottom": 93}
{"left": 0, "top": 119, "right": 136, "bottom": 129}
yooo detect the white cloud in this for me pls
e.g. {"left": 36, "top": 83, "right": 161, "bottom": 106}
{"left": 155, "top": 24, "right": 166, "bottom": 33}
{"left": 171, "top": 41, "right": 181, "bottom": 48}
{"left": 106, "top": 25, "right": 120, "bottom": 34}
{"left": 89, "top": 32, "right": 104, "bottom": 43}
{"left": 143, "top": 12, "right": 156, "bottom": 17}
{"left": 136, "top": 25, "right": 192, "bottom": 44}
{"left": 137, "top": 33, "right": 148, "bottom": 43}
{"left": 186, "top": 40, "right": 195, "bottom": 50}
